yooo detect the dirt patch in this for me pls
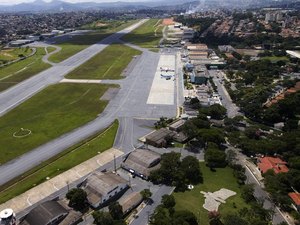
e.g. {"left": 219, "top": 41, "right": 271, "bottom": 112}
{"left": 163, "top": 18, "right": 175, "bottom": 26}
{"left": 100, "top": 88, "right": 120, "bottom": 101}
{"left": 95, "top": 22, "right": 108, "bottom": 27}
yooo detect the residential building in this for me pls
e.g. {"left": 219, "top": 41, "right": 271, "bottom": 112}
{"left": 257, "top": 157, "right": 289, "bottom": 174}
{"left": 289, "top": 192, "right": 300, "bottom": 212}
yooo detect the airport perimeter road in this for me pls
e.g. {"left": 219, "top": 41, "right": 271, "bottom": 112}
{"left": 0, "top": 19, "right": 148, "bottom": 117}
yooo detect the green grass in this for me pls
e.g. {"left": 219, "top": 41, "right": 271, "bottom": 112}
{"left": 66, "top": 44, "right": 141, "bottom": 80}
{"left": 0, "top": 120, "right": 119, "bottom": 203}
{"left": 261, "top": 56, "right": 289, "bottom": 62}
{"left": 46, "top": 46, "right": 57, "bottom": 54}
{"left": 48, "top": 20, "right": 138, "bottom": 63}
{"left": 0, "top": 83, "right": 116, "bottom": 164}
{"left": 122, "top": 19, "right": 163, "bottom": 50}
{"left": 173, "top": 163, "right": 249, "bottom": 225}
{"left": 0, "top": 48, "right": 51, "bottom": 92}
{"left": 0, "top": 47, "right": 32, "bottom": 62}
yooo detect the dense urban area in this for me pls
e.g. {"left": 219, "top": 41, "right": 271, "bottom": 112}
{"left": 0, "top": 0, "right": 299, "bottom": 225}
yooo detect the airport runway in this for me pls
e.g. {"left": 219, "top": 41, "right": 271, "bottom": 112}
{"left": 0, "top": 19, "right": 147, "bottom": 117}
{"left": 0, "top": 48, "right": 177, "bottom": 186}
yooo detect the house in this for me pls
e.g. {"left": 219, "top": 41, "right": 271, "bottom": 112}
{"left": 118, "top": 192, "right": 143, "bottom": 215}
{"left": 145, "top": 128, "right": 176, "bottom": 148}
{"left": 257, "top": 157, "right": 289, "bottom": 174}
{"left": 289, "top": 192, "right": 300, "bottom": 212}
{"left": 82, "top": 172, "right": 128, "bottom": 208}
{"left": 122, "top": 149, "right": 161, "bottom": 179}
{"left": 19, "top": 201, "right": 70, "bottom": 225}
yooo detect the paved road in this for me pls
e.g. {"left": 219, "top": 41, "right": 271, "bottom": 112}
{"left": 229, "top": 146, "right": 289, "bottom": 225}
{"left": 0, "top": 19, "right": 148, "bottom": 117}
{"left": 209, "top": 70, "right": 241, "bottom": 118}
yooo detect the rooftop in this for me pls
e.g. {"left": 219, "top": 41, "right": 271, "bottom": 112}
{"left": 20, "top": 201, "right": 68, "bottom": 225}
{"left": 258, "top": 157, "right": 289, "bottom": 174}
{"left": 289, "top": 192, "right": 300, "bottom": 206}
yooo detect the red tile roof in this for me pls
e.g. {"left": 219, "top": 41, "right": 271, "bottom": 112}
{"left": 258, "top": 157, "right": 289, "bottom": 174}
{"left": 289, "top": 192, "right": 300, "bottom": 206}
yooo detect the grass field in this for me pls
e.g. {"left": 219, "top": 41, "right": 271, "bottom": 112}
{"left": 0, "top": 83, "right": 115, "bottom": 164}
{"left": 122, "top": 19, "right": 163, "bottom": 50}
{"left": 66, "top": 44, "right": 141, "bottom": 80}
{"left": 261, "top": 56, "right": 289, "bottom": 62}
{"left": 48, "top": 20, "right": 138, "bottom": 63}
{"left": 0, "top": 120, "right": 119, "bottom": 203}
{"left": 173, "top": 163, "right": 248, "bottom": 225}
{"left": 0, "top": 47, "right": 32, "bottom": 62}
{"left": 46, "top": 46, "right": 57, "bottom": 54}
{"left": 0, "top": 48, "right": 51, "bottom": 92}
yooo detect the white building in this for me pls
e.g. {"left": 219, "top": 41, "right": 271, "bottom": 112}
{"left": 83, "top": 172, "right": 128, "bottom": 208}
{"left": 0, "top": 209, "right": 16, "bottom": 225}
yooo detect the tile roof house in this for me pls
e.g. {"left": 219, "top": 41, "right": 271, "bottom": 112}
{"left": 289, "top": 192, "right": 300, "bottom": 211}
{"left": 257, "top": 157, "right": 289, "bottom": 174}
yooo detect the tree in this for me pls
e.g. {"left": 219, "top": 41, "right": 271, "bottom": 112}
{"left": 141, "top": 189, "right": 152, "bottom": 202}
{"left": 241, "top": 184, "right": 255, "bottom": 203}
{"left": 180, "top": 156, "right": 203, "bottom": 184}
{"left": 162, "top": 195, "right": 176, "bottom": 209}
{"left": 173, "top": 210, "right": 198, "bottom": 225}
{"left": 66, "top": 188, "right": 87, "bottom": 211}
{"left": 208, "top": 104, "right": 227, "bottom": 119}
{"left": 109, "top": 202, "right": 123, "bottom": 220}
{"left": 223, "top": 214, "right": 249, "bottom": 225}
{"left": 150, "top": 206, "right": 172, "bottom": 225}
{"left": 93, "top": 211, "right": 114, "bottom": 225}
{"left": 205, "top": 144, "right": 227, "bottom": 168}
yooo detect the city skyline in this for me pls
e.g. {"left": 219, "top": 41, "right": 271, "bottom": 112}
{"left": 0, "top": 0, "right": 150, "bottom": 5}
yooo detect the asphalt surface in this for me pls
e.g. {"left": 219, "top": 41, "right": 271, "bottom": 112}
{"left": 209, "top": 70, "right": 241, "bottom": 118}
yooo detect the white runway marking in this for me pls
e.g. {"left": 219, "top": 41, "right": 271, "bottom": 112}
{"left": 147, "top": 55, "right": 175, "bottom": 105}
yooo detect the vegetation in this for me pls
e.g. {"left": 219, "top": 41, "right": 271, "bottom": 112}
{"left": 122, "top": 19, "right": 163, "bottom": 50}
{"left": 0, "top": 47, "right": 32, "bottom": 63}
{"left": 66, "top": 44, "right": 141, "bottom": 80}
{"left": 49, "top": 19, "right": 138, "bottom": 63}
{"left": 66, "top": 188, "right": 87, "bottom": 211}
{"left": 93, "top": 201, "right": 126, "bottom": 225}
{"left": 0, "top": 48, "right": 51, "bottom": 92}
{"left": 173, "top": 163, "right": 249, "bottom": 225}
{"left": 150, "top": 194, "right": 198, "bottom": 225}
{"left": 0, "top": 83, "right": 115, "bottom": 164}
{"left": 141, "top": 189, "right": 152, "bottom": 202}
{"left": 149, "top": 153, "right": 203, "bottom": 191}
{"left": 0, "top": 120, "right": 118, "bottom": 204}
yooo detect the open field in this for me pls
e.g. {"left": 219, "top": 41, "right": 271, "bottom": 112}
{"left": 0, "top": 120, "right": 118, "bottom": 203}
{"left": 48, "top": 20, "right": 138, "bottom": 63}
{"left": 173, "top": 163, "right": 248, "bottom": 225}
{"left": 46, "top": 46, "right": 57, "bottom": 54}
{"left": 122, "top": 19, "right": 163, "bottom": 50}
{"left": 0, "top": 48, "right": 51, "bottom": 92}
{"left": 0, "top": 47, "right": 32, "bottom": 63}
{"left": 0, "top": 83, "right": 115, "bottom": 164}
{"left": 66, "top": 44, "right": 141, "bottom": 80}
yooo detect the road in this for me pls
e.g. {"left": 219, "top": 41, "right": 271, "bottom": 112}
{"left": 209, "top": 70, "right": 241, "bottom": 118}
